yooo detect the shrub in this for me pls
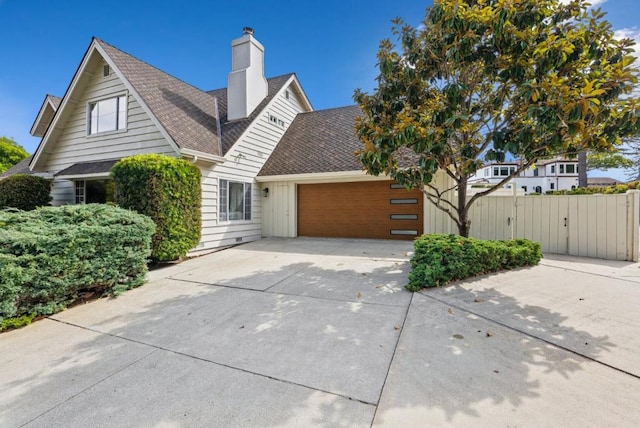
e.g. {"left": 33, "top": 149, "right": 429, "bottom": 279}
{"left": 0, "top": 174, "right": 51, "bottom": 210}
{"left": 407, "top": 234, "right": 542, "bottom": 291}
{"left": 0, "top": 204, "right": 155, "bottom": 326}
{"left": 111, "top": 154, "right": 201, "bottom": 262}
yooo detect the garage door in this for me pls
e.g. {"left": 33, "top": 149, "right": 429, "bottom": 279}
{"left": 297, "top": 181, "right": 423, "bottom": 240}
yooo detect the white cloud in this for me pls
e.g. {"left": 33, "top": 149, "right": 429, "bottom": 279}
{"left": 615, "top": 27, "right": 640, "bottom": 58}
{"left": 559, "top": 0, "right": 607, "bottom": 6}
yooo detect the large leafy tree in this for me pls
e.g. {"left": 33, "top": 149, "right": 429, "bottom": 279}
{"left": 0, "top": 136, "right": 29, "bottom": 174}
{"left": 354, "top": 0, "right": 640, "bottom": 237}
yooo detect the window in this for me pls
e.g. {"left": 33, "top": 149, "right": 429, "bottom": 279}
{"left": 509, "top": 167, "right": 515, "bottom": 175}
{"left": 533, "top": 168, "right": 539, "bottom": 177}
{"left": 535, "top": 186, "right": 542, "bottom": 193}
{"left": 521, "top": 186, "right": 527, "bottom": 192}
{"left": 566, "top": 164, "right": 575, "bottom": 174}
{"left": 550, "top": 182, "right": 555, "bottom": 190}
{"left": 74, "top": 180, "right": 113, "bottom": 204}
{"left": 269, "top": 114, "right": 285, "bottom": 128}
{"left": 550, "top": 165, "right": 555, "bottom": 174}
{"left": 88, "top": 95, "right": 127, "bottom": 135}
{"left": 75, "top": 180, "right": 85, "bottom": 204}
{"left": 560, "top": 164, "right": 565, "bottom": 174}
{"left": 500, "top": 167, "right": 509, "bottom": 176}
{"left": 484, "top": 169, "right": 489, "bottom": 177}
{"left": 219, "top": 179, "right": 252, "bottom": 221}
{"left": 493, "top": 167, "right": 499, "bottom": 176}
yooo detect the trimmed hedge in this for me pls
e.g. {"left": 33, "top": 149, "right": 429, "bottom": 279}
{"left": 546, "top": 181, "right": 639, "bottom": 195}
{"left": 0, "top": 174, "right": 51, "bottom": 210}
{"left": 407, "top": 234, "right": 542, "bottom": 291}
{"left": 0, "top": 204, "right": 155, "bottom": 328}
{"left": 111, "top": 154, "right": 202, "bottom": 262}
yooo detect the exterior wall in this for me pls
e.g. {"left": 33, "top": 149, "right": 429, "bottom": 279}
{"left": 41, "top": 61, "right": 175, "bottom": 205}
{"left": 425, "top": 172, "right": 640, "bottom": 261}
{"left": 260, "top": 173, "right": 393, "bottom": 239}
{"left": 191, "top": 82, "right": 308, "bottom": 254}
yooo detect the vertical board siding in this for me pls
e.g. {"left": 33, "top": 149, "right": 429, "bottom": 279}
{"left": 424, "top": 175, "right": 640, "bottom": 261}
{"left": 191, "top": 83, "right": 308, "bottom": 254}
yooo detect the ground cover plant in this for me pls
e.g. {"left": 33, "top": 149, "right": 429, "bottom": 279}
{"left": 407, "top": 234, "right": 542, "bottom": 290}
{"left": 0, "top": 204, "right": 155, "bottom": 331}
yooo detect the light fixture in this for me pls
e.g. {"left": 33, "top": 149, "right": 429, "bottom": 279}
{"left": 263, "top": 187, "right": 269, "bottom": 197}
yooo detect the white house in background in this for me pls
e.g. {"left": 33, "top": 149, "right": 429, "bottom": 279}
{"left": 1, "top": 28, "right": 426, "bottom": 253}
{"left": 469, "top": 158, "right": 579, "bottom": 194}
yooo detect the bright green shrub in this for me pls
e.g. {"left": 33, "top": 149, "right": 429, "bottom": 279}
{"left": 407, "top": 234, "right": 542, "bottom": 291}
{"left": 111, "top": 154, "right": 201, "bottom": 262}
{"left": 0, "top": 204, "right": 155, "bottom": 326}
{"left": 0, "top": 174, "right": 51, "bottom": 210}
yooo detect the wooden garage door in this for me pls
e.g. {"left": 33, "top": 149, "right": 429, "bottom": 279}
{"left": 297, "top": 181, "right": 423, "bottom": 240}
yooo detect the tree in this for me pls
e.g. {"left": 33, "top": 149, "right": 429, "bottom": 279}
{"left": 587, "top": 151, "right": 633, "bottom": 171}
{"left": 0, "top": 136, "right": 29, "bottom": 174}
{"left": 354, "top": 0, "right": 640, "bottom": 237}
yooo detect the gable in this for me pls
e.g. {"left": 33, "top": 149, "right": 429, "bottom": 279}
{"left": 35, "top": 49, "right": 175, "bottom": 172}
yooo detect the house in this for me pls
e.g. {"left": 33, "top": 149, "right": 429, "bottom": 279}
{"left": 469, "top": 158, "right": 580, "bottom": 194}
{"left": 2, "top": 28, "right": 424, "bottom": 253}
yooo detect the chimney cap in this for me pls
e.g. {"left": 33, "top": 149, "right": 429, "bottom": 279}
{"left": 242, "top": 27, "right": 254, "bottom": 36}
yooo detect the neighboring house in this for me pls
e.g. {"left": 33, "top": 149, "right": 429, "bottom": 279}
{"left": 3, "top": 28, "right": 424, "bottom": 253}
{"left": 469, "top": 158, "right": 579, "bottom": 194}
{"left": 587, "top": 177, "right": 622, "bottom": 187}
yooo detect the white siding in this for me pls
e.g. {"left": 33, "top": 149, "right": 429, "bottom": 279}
{"left": 190, "top": 82, "right": 309, "bottom": 254}
{"left": 42, "top": 62, "right": 175, "bottom": 205}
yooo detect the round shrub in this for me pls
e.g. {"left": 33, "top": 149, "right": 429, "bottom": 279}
{"left": 111, "top": 154, "right": 201, "bottom": 262}
{"left": 0, "top": 174, "right": 51, "bottom": 210}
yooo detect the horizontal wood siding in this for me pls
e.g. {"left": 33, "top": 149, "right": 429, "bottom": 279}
{"left": 192, "top": 82, "right": 309, "bottom": 254}
{"left": 42, "top": 59, "right": 175, "bottom": 205}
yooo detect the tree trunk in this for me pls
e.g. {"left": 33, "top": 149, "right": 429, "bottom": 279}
{"left": 578, "top": 150, "right": 588, "bottom": 187}
{"left": 457, "top": 178, "right": 471, "bottom": 237}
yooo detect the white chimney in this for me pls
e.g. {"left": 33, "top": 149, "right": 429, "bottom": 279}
{"left": 227, "top": 27, "right": 268, "bottom": 121}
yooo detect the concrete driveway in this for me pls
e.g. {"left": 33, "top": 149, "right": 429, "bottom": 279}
{"left": 1, "top": 237, "right": 639, "bottom": 427}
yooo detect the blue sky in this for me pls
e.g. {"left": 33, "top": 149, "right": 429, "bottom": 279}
{"left": 1, "top": 0, "right": 639, "bottom": 178}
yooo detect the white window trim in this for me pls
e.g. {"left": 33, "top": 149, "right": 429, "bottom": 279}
{"left": 218, "top": 179, "right": 252, "bottom": 223}
{"left": 86, "top": 92, "right": 128, "bottom": 137}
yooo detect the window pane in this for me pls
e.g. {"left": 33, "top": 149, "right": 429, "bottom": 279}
{"left": 89, "top": 103, "right": 98, "bottom": 134}
{"left": 500, "top": 167, "right": 508, "bottom": 176}
{"left": 560, "top": 164, "right": 565, "bottom": 174}
{"left": 98, "top": 98, "right": 117, "bottom": 132}
{"left": 566, "top": 164, "right": 575, "bottom": 174}
{"left": 219, "top": 179, "right": 228, "bottom": 222}
{"left": 118, "top": 95, "right": 127, "bottom": 130}
{"left": 228, "top": 182, "right": 244, "bottom": 221}
{"left": 244, "top": 184, "right": 252, "bottom": 220}
{"left": 493, "top": 167, "right": 498, "bottom": 176}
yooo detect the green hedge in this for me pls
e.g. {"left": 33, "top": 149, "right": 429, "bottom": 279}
{"left": 0, "top": 204, "right": 155, "bottom": 328}
{"left": 111, "top": 154, "right": 201, "bottom": 262}
{"left": 545, "top": 181, "right": 640, "bottom": 195}
{"left": 407, "top": 234, "right": 542, "bottom": 291}
{"left": 0, "top": 174, "right": 51, "bottom": 210}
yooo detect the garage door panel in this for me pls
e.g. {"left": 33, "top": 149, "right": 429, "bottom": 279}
{"left": 297, "top": 181, "right": 423, "bottom": 240}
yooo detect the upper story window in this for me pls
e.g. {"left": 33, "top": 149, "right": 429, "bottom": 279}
{"left": 565, "top": 164, "right": 576, "bottom": 174}
{"left": 219, "top": 179, "right": 252, "bottom": 222}
{"left": 88, "top": 95, "right": 127, "bottom": 135}
{"left": 550, "top": 165, "right": 556, "bottom": 174}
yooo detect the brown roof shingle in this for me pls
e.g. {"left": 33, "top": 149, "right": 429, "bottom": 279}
{"left": 0, "top": 156, "right": 33, "bottom": 179}
{"left": 259, "top": 105, "right": 363, "bottom": 176}
{"left": 55, "top": 159, "right": 120, "bottom": 177}
{"left": 97, "top": 39, "right": 222, "bottom": 157}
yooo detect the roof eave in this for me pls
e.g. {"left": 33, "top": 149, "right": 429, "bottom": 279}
{"left": 180, "top": 148, "right": 225, "bottom": 164}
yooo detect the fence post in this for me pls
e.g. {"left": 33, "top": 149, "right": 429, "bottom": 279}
{"left": 628, "top": 190, "right": 640, "bottom": 262}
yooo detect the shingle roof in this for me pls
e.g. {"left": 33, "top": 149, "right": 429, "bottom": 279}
{"left": 0, "top": 156, "right": 33, "bottom": 179}
{"left": 207, "top": 73, "right": 294, "bottom": 154}
{"left": 97, "top": 39, "right": 222, "bottom": 157}
{"left": 54, "top": 159, "right": 120, "bottom": 177}
{"left": 259, "top": 105, "right": 363, "bottom": 176}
